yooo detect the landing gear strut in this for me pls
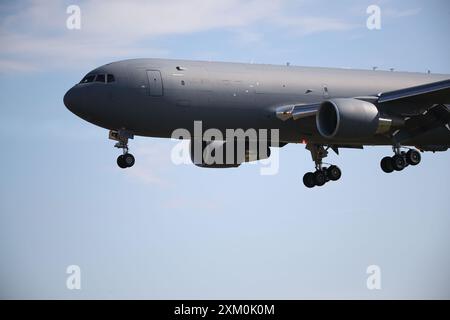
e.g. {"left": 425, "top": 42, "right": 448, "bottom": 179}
{"left": 303, "top": 144, "right": 342, "bottom": 188}
{"left": 380, "top": 145, "right": 421, "bottom": 173}
{"left": 109, "top": 130, "right": 135, "bottom": 169}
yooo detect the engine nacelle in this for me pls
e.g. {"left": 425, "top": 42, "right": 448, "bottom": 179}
{"left": 316, "top": 98, "right": 388, "bottom": 139}
{"left": 190, "top": 140, "right": 271, "bottom": 168}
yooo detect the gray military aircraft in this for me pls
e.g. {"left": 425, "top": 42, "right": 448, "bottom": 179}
{"left": 64, "top": 58, "right": 450, "bottom": 187}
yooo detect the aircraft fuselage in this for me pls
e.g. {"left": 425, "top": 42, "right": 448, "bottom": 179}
{"left": 64, "top": 58, "right": 450, "bottom": 146}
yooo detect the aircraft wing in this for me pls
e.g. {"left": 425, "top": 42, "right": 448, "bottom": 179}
{"left": 375, "top": 79, "right": 450, "bottom": 143}
{"left": 377, "top": 79, "right": 450, "bottom": 105}
{"left": 276, "top": 79, "right": 450, "bottom": 121}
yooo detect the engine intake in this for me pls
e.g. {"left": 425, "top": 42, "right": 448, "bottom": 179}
{"left": 316, "top": 98, "right": 390, "bottom": 139}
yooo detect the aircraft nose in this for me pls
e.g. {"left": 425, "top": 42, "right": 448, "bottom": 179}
{"left": 64, "top": 86, "right": 84, "bottom": 115}
{"left": 64, "top": 88, "right": 75, "bottom": 112}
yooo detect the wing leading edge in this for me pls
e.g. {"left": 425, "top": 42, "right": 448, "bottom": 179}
{"left": 276, "top": 79, "right": 450, "bottom": 121}
{"left": 378, "top": 79, "right": 450, "bottom": 105}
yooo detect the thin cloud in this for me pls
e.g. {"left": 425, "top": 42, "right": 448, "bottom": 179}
{"left": 384, "top": 7, "right": 422, "bottom": 18}
{"left": 0, "top": 58, "right": 37, "bottom": 72}
{"left": 0, "top": 0, "right": 281, "bottom": 71}
{"left": 0, "top": 0, "right": 360, "bottom": 72}
{"left": 122, "top": 140, "right": 175, "bottom": 187}
{"left": 233, "top": 30, "right": 265, "bottom": 46}
{"left": 273, "top": 16, "right": 357, "bottom": 35}
{"left": 80, "top": 0, "right": 281, "bottom": 38}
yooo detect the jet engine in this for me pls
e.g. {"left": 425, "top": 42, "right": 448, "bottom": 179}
{"left": 316, "top": 98, "right": 398, "bottom": 139}
{"left": 189, "top": 140, "right": 271, "bottom": 168}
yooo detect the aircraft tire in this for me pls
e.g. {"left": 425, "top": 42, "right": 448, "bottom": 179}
{"left": 406, "top": 149, "right": 421, "bottom": 166}
{"left": 380, "top": 156, "right": 394, "bottom": 173}
{"left": 123, "top": 153, "right": 135, "bottom": 167}
{"left": 303, "top": 172, "right": 316, "bottom": 188}
{"left": 314, "top": 170, "right": 326, "bottom": 186}
{"left": 327, "top": 165, "right": 342, "bottom": 181}
{"left": 117, "top": 155, "right": 128, "bottom": 169}
{"left": 392, "top": 155, "right": 406, "bottom": 171}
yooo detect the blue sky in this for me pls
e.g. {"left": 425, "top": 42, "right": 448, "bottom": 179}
{"left": 0, "top": 0, "right": 449, "bottom": 299}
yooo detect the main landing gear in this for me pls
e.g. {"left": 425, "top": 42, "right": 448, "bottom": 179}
{"left": 380, "top": 146, "right": 421, "bottom": 173}
{"left": 109, "top": 130, "right": 135, "bottom": 169}
{"left": 302, "top": 144, "right": 342, "bottom": 188}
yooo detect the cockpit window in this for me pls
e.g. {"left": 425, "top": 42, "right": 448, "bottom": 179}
{"left": 80, "top": 75, "right": 95, "bottom": 83}
{"left": 79, "top": 73, "right": 114, "bottom": 84}
{"left": 95, "top": 74, "right": 106, "bottom": 83}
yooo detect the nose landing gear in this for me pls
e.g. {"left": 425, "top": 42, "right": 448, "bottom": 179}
{"left": 117, "top": 153, "right": 135, "bottom": 169}
{"left": 380, "top": 146, "right": 421, "bottom": 173}
{"left": 303, "top": 144, "right": 342, "bottom": 188}
{"left": 109, "top": 130, "right": 135, "bottom": 169}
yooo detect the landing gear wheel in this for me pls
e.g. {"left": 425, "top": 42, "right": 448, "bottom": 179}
{"left": 303, "top": 172, "right": 316, "bottom": 188}
{"left": 327, "top": 165, "right": 342, "bottom": 181}
{"left": 110, "top": 130, "right": 135, "bottom": 169}
{"left": 380, "top": 156, "right": 394, "bottom": 173}
{"left": 314, "top": 170, "right": 326, "bottom": 186}
{"left": 303, "top": 144, "right": 343, "bottom": 188}
{"left": 406, "top": 149, "right": 421, "bottom": 166}
{"left": 117, "top": 155, "right": 128, "bottom": 169}
{"left": 123, "top": 153, "right": 135, "bottom": 167}
{"left": 392, "top": 154, "right": 406, "bottom": 171}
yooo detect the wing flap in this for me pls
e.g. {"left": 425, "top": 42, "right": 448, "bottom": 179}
{"left": 393, "top": 104, "right": 450, "bottom": 143}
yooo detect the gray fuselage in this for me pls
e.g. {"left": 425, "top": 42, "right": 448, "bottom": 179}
{"left": 64, "top": 58, "right": 450, "bottom": 146}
